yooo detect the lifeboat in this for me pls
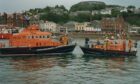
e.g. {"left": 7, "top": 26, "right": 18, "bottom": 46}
{"left": 0, "top": 25, "right": 76, "bottom": 56}
{"left": 80, "top": 38, "right": 137, "bottom": 57}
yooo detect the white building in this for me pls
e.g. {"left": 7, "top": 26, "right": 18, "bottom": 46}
{"left": 120, "top": 7, "right": 128, "bottom": 12}
{"left": 129, "top": 26, "right": 140, "bottom": 34}
{"left": 63, "top": 21, "right": 77, "bottom": 32}
{"left": 84, "top": 27, "right": 101, "bottom": 32}
{"left": 74, "top": 22, "right": 102, "bottom": 32}
{"left": 134, "top": 8, "right": 140, "bottom": 14}
{"left": 100, "top": 8, "right": 112, "bottom": 15}
{"left": 91, "top": 10, "right": 100, "bottom": 15}
{"left": 45, "top": 21, "right": 57, "bottom": 32}
{"left": 39, "top": 21, "right": 57, "bottom": 32}
{"left": 75, "top": 22, "right": 88, "bottom": 31}
{"left": 58, "top": 26, "right": 68, "bottom": 33}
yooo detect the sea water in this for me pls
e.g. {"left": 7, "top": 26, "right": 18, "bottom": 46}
{"left": 0, "top": 39, "right": 140, "bottom": 84}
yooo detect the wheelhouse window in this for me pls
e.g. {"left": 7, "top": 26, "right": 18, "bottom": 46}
{"left": 47, "top": 35, "right": 50, "bottom": 38}
{"left": 27, "top": 36, "right": 31, "bottom": 39}
{"left": 36, "top": 36, "right": 38, "bottom": 38}
{"left": 42, "top": 36, "right": 45, "bottom": 38}
{"left": 32, "top": 36, "right": 34, "bottom": 39}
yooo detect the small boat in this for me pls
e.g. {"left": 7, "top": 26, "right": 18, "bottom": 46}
{"left": 80, "top": 38, "right": 137, "bottom": 57}
{"left": 0, "top": 25, "right": 76, "bottom": 56}
{"left": 80, "top": 46, "right": 137, "bottom": 57}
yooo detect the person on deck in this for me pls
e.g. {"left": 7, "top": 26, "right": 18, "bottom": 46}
{"left": 85, "top": 37, "right": 89, "bottom": 48}
{"left": 128, "top": 40, "right": 133, "bottom": 52}
{"left": 122, "top": 40, "right": 126, "bottom": 51}
{"left": 60, "top": 34, "right": 69, "bottom": 45}
{"left": 97, "top": 39, "right": 101, "bottom": 45}
{"left": 104, "top": 37, "right": 109, "bottom": 50}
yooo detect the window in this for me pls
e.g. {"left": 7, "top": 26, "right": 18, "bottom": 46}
{"left": 32, "top": 36, "right": 34, "bottom": 39}
{"left": 35, "top": 36, "right": 38, "bottom": 38}
{"left": 36, "top": 43, "right": 39, "bottom": 46}
{"left": 26, "top": 36, "right": 29, "bottom": 39}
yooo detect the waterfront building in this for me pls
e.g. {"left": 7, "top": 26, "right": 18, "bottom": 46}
{"left": 63, "top": 21, "right": 76, "bottom": 32}
{"left": 0, "top": 25, "right": 8, "bottom": 33}
{"left": 39, "top": 21, "right": 57, "bottom": 33}
{"left": 74, "top": 22, "right": 88, "bottom": 32}
{"left": 129, "top": 26, "right": 140, "bottom": 34}
{"left": 58, "top": 26, "right": 68, "bottom": 33}
{"left": 0, "top": 13, "right": 27, "bottom": 27}
{"left": 84, "top": 27, "right": 101, "bottom": 32}
{"left": 0, "top": 24, "right": 19, "bottom": 34}
{"left": 7, "top": 14, "right": 14, "bottom": 26}
{"left": 39, "top": 20, "right": 45, "bottom": 30}
{"left": 101, "top": 16, "right": 126, "bottom": 33}
{"left": 3, "top": 13, "right": 7, "bottom": 24}
{"left": 84, "top": 21, "right": 102, "bottom": 32}
{"left": 0, "top": 13, "right": 3, "bottom": 24}
{"left": 134, "top": 8, "right": 140, "bottom": 14}
{"left": 74, "top": 22, "right": 102, "bottom": 32}
{"left": 90, "top": 20, "right": 101, "bottom": 29}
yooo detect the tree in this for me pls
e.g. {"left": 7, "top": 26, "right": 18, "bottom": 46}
{"left": 127, "top": 5, "right": 136, "bottom": 9}
{"left": 44, "top": 6, "right": 51, "bottom": 13}
{"left": 70, "top": 13, "right": 91, "bottom": 22}
{"left": 122, "top": 13, "right": 140, "bottom": 26}
{"left": 39, "top": 13, "right": 48, "bottom": 21}
{"left": 138, "top": 30, "right": 140, "bottom": 34}
{"left": 127, "top": 5, "right": 136, "bottom": 13}
{"left": 92, "top": 14, "right": 102, "bottom": 20}
{"left": 40, "top": 12, "right": 69, "bottom": 24}
{"left": 59, "top": 5, "right": 68, "bottom": 11}
{"left": 70, "top": 1, "right": 106, "bottom": 12}
{"left": 111, "top": 9, "right": 120, "bottom": 17}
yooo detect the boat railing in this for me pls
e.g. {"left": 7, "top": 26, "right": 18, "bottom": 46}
{"left": 87, "top": 39, "right": 137, "bottom": 52}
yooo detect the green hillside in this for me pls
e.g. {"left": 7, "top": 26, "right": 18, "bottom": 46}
{"left": 70, "top": 1, "right": 106, "bottom": 12}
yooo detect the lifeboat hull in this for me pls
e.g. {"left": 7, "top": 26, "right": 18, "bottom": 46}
{"left": 80, "top": 46, "right": 137, "bottom": 57}
{"left": 0, "top": 44, "right": 76, "bottom": 56}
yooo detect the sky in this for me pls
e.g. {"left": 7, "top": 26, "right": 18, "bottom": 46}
{"left": 0, "top": 0, "right": 140, "bottom": 13}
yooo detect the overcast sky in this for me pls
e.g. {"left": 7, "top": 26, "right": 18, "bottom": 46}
{"left": 0, "top": 0, "right": 140, "bottom": 13}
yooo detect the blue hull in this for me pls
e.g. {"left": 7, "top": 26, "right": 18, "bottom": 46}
{"left": 0, "top": 44, "right": 76, "bottom": 56}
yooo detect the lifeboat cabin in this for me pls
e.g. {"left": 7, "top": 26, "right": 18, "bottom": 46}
{"left": 9, "top": 25, "right": 62, "bottom": 48}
